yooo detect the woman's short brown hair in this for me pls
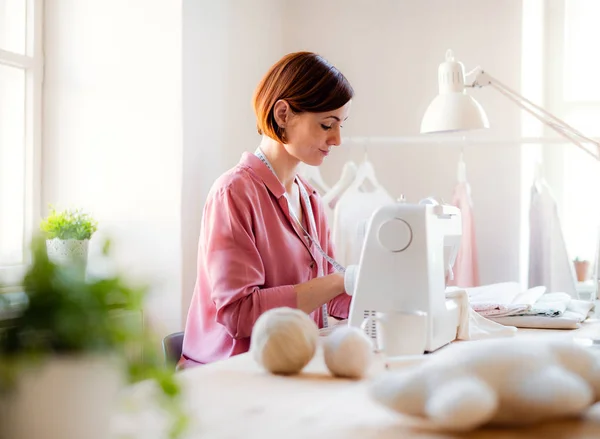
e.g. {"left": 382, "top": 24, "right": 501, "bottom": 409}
{"left": 252, "top": 51, "right": 354, "bottom": 143}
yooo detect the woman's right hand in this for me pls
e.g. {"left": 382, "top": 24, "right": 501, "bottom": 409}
{"left": 294, "top": 272, "right": 346, "bottom": 314}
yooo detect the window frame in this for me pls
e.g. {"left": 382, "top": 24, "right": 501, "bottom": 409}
{"left": 0, "top": 0, "right": 43, "bottom": 290}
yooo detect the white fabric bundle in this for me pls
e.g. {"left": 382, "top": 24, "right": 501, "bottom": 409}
{"left": 371, "top": 337, "right": 600, "bottom": 431}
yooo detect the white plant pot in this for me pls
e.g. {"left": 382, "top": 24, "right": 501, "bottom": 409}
{"left": 46, "top": 238, "right": 89, "bottom": 267}
{"left": 0, "top": 355, "right": 124, "bottom": 439}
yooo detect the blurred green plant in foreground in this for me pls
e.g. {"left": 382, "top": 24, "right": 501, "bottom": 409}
{"left": 0, "top": 235, "right": 188, "bottom": 439}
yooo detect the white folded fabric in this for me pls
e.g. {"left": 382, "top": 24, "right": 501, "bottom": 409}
{"left": 568, "top": 299, "right": 596, "bottom": 318}
{"left": 477, "top": 305, "right": 530, "bottom": 318}
{"left": 516, "top": 292, "right": 572, "bottom": 317}
{"left": 446, "top": 289, "right": 517, "bottom": 340}
{"left": 511, "top": 286, "right": 549, "bottom": 307}
{"left": 489, "top": 300, "right": 596, "bottom": 330}
{"left": 447, "top": 283, "right": 547, "bottom": 318}
{"left": 459, "top": 282, "right": 523, "bottom": 304}
{"left": 489, "top": 312, "right": 582, "bottom": 329}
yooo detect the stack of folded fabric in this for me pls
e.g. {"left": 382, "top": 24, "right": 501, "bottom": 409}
{"left": 464, "top": 282, "right": 546, "bottom": 317}
{"left": 447, "top": 282, "right": 596, "bottom": 330}
{"left": 490, "top": 295, "right": 596, "bottom": 329}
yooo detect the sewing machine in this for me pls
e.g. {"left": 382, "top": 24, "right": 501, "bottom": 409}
{"left": 347, "top": 201, "right": 462, "bottom": 353}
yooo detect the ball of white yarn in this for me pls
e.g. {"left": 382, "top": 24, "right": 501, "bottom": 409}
{"left": 323, "top": 326, "right": 374, "bottom": 379}
{"left": 250, "top": 307, "right": 319, "bottom": 375}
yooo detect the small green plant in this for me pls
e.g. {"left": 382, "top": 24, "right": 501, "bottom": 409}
{"left": 0, "top": 236, "right": 188, "bottom": 438}
{"left": 40, "top": 206, "right": 98, "bottom": 240}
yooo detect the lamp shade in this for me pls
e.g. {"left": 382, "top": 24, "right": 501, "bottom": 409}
{"left": 420, "top": 50, "right": 490, "bottom": 134}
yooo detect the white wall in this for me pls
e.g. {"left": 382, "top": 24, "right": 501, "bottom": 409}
{"left": 43, "top": 0, "right": 528, "bottom": 333}
{"left": 180, "top": 0, "right": 528, "bottom": 323}
{"left": 43, "top": 0, "right": 183, "bottom": 335}
{"left": 181, "top": 0, "right": 285, "bottom": 319}
{"left": 281, "top": 0, "right": 524, "bottom": 286}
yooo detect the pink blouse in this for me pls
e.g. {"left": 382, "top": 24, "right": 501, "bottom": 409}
{"left": 180, "top": 152, "right": 351, "bottom": 366}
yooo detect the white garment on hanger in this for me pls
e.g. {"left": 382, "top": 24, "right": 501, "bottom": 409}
{"left": 322, "top": 161, "right": 358, "bottom": 228}
{"left": 528, "top": 180, "right": 578, "bottom": 298}
{"left": 332, "top": 160, "right": 394, "bottom": 267}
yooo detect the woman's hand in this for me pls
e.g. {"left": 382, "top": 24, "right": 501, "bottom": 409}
{"left": 294, "top": 272, "right": 346, "bottom": 314}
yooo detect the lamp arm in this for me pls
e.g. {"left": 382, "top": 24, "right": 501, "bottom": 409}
{"left": 489, "top": 78, "right": 598, "bottom": 160}
{"left": 470, "top": 70, "right": 600, "bottom": 161}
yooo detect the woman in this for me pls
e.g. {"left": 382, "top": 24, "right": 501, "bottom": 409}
{"left": 180, "top": 51, "right": 354, "bottom": 367}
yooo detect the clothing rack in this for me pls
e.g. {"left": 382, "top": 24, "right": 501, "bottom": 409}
{"left": 341, "top": 134, "right": 600, "bottom": 300}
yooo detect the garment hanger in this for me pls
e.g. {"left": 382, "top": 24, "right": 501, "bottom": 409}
{"left": 534, "top": 160, "right": 544, "bottom": 193}
{"left": 323, "top": 161, "right": 358, "bottom": 208}
{"left": 457, "top": 150, "right": 467, "bottom": 183}
{"left": 338, "top": 161, "right": 359, "bottom": 186}
{"left": 353, "top": 143, "right": 381, "bottom": 192}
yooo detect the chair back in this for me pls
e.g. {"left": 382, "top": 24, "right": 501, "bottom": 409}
{"left": 162, "top": 331, "right": 184, "bottom": 367}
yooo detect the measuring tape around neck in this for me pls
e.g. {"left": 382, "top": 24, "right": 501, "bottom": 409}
{"left": 254, "top": 148, "right": 347, "bottom": 328}
{"left": 255, "top": 148, "right": 346, "bottom": 272}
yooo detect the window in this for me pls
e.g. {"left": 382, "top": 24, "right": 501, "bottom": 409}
{"left": 0, "top": 0, "right": 43, "bottom": 288}
{"left": 563, "top": 0, "right": 600, "bottom": 102}
{"left": 561, "top": 0, "right": 600, "bottom": 265}
{"left": 543, "top": 0, "right": 600, "bottom": 268}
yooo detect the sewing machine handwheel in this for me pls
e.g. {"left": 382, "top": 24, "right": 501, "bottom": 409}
{"left": 377, "top": 218, "right": 412, "bottom": 252}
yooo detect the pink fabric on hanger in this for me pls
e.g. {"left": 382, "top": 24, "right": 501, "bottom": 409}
{"left": 447, "top": 181, "right": 481, "bottom": 288}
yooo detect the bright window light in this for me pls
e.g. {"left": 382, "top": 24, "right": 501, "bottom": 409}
{"left": 0, "top": 0, "right": 42, "bottom": 285}
{"left": 0, "top": 64, "right": 26, "bottom": 265}
{"left": 0, "top": 0, "right": 27, "bottom": 55}
{"left": 563, "top": 0, "right": 600, "bottom": 102}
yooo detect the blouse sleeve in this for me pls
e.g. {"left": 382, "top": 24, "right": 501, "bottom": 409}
{"left": 201, "top": 187, "right": 297, "bottom": 339}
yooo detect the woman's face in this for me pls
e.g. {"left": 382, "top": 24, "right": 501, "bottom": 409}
{"left": 279, "top": 100, "right": 352, "bottom": 166}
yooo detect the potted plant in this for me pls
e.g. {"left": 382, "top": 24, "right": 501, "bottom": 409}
{"left": 40, "top": 206, "right": 98, "bottom": 267}
{"left": 0, "top": 236, "right": 188, "bottom": 439}
{"left": 574, "top": 257, "right": 590, "bottom": 282}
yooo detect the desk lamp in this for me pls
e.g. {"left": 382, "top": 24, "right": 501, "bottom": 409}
{"left": 421, "top": 50, "right": 600, "bottom": 161}
{"left": 420, "top": 50, "right": 600, "bottom": 299}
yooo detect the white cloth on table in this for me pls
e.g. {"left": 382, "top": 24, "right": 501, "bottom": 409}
{"left": 489, "top": 299, "right": 595, "bottom": 330}
{"left": 516, "top": 292, "right": 571, "bottom": 317}
{"left": 446, "top": 289, "right": 517, "bottom": 340}
{"left": 447, "top": 282, "right": 547, "bottom": 317}
{"left": 568, "top": 299, "right": 596, "bottom": 318}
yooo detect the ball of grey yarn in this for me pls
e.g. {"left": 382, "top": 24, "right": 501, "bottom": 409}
{"left": 250, "top": 307, "right": 319, "bottom": 375}
{"left": 323, "top": 326, "right": 374, "bottom": 379}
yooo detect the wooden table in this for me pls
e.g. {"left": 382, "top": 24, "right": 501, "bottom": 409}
{"left": 112, "top": 317, "right": 600, "bottom": 438}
